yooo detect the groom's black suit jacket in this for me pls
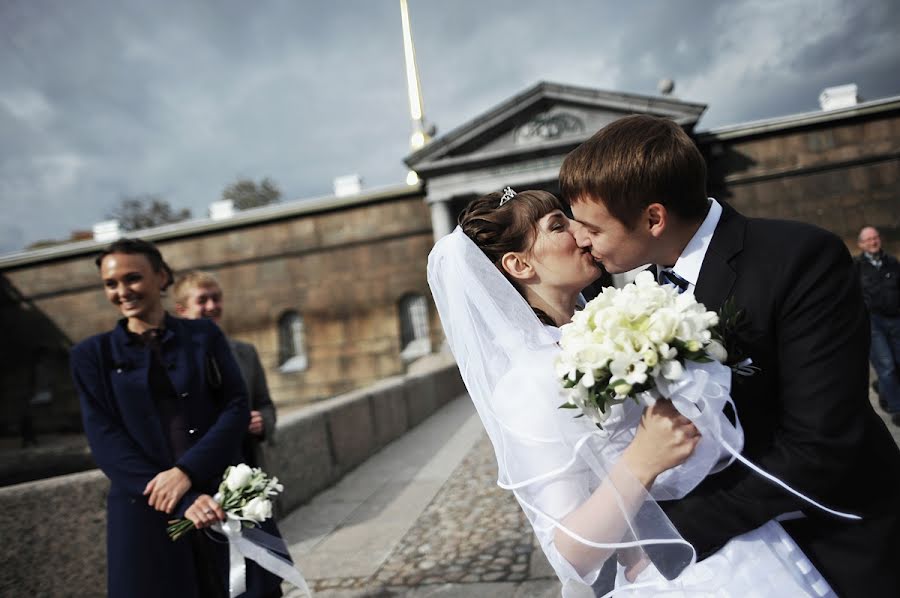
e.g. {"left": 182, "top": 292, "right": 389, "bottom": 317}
{"left": 660, "top": 202, "right": 900, "bottom": 598}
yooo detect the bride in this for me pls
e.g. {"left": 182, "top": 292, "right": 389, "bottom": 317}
{"left": 427, "top": 188, "right": 835, "bottom": 597}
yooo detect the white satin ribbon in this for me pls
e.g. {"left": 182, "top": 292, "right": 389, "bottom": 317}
{"left": 212, "top": 516, "right": 313, "bottom": 598}
{"left": 655, "top": 361, "right": 861, "bottom": 521}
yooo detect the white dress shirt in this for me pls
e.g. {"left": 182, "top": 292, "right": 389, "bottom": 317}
{"left": 658, "top": 198, "right": 722, "bottom": 294}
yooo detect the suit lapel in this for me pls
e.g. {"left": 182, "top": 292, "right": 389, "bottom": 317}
{"left": 694, "top": 202, "right": 745, "bottom": 313}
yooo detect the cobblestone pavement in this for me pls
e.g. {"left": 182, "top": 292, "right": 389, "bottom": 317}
{"left": 284, "top": 436, "right": 560, "bottom": 597}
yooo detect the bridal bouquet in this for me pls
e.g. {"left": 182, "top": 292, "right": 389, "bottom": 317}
{"left": 167, "top": 463, "right": 284, "bottom": 541}
{"left": 556, "top": 270, "right": 727, "bottom": 427}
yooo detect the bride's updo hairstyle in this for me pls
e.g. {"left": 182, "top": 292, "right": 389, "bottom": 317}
{"left": 459, "top": 189, "right": 565, "bottom": 262}
{"left": 459, "top": 189, "right": 566, "bottom": 325}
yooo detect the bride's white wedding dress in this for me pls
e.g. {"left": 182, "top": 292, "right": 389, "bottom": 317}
{"left": 428, "top": 228, "right": 837, "bottom": 597}
{"left": 494, "top": 353, "right": 835, "bottom": 598}
{"left": 615, "top": 520, "right": 834, "bottom": 597}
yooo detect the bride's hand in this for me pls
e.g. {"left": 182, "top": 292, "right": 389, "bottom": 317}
{"left": 621, "top": 399, "right": 701, "bottom": 487}
{"left": 618, "top": 546, "right": 652, "bottom": 582}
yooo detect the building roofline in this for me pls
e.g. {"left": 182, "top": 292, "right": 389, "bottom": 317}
{"left": 1, "top": 182, "right": 422, "bottom": 270}
{"left": 406, "top": 81, "right": 707, "bottom": 167}
{"left": 696, "top": 95, "right": 900, "bottom": 141}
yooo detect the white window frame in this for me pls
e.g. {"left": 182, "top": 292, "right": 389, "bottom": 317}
{"left": 278, "top": 311, "right": 308, "bottom": 373}
{"left": 399, "top": 294, "right": 431, "bottom": 361}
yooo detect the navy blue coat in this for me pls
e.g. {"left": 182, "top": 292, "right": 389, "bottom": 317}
{"left": 71, "top": 314, "right": 281, "bottom": 597}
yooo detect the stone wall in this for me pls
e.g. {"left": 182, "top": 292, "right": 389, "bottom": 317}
{"left": 1, "top": 190, "right": 445, "bottom": 427}
{"left": 0, "top": 355, "right": 466, "bottom": 596}
{"left": 700, "top": 108, "right": 900, "bottom": 255}
{"left": 0, "top": 274, "right": 80, "bottom": 437}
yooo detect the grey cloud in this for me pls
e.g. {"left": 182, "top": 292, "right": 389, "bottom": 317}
{"left": 1, "top": 0, "right": 898, "bottom": 252}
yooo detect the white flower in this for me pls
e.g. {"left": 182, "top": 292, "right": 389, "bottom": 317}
{"left": 661, "top": 359, "right": 684, "bottom": 381}
{"left": 266, "top": 476, "right": 284, "bottom": 496}
{"left": 242, "top": 496, "right": 273, "bottom": 523}
{"left": 567, "top": 384, "right": 611, "bottom": 425}
{"left": 567, "top": 383, "right": 589, "bottom": 407}
{"left": 647, "top": 309, "right": 679, "bottom": 344}
{"left": 580, "top": 369, "right": 596, "bottom": 388}
{"left": 613, "top": 382, "right": 632, "bottom": 396}
{"left": 585, "top": 403, "right": 611, "bottom": 425}
{"left": 706, "top": 339, "right": 728, "bottom": 363}
{"left": 633, "top": 270, "right": 656, "bottom": 288}
{"left": 557, "top": 270, "right": 722, "bottom": 422}
{"left": 225, "top": 463, "right": 254, "bottom": 491}
{"left": 658, "top": 343, "right": 677, "bottom": 360}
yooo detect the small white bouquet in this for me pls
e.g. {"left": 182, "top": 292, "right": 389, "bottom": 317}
{"left": 167, "top": 463, "right": 284, "bottom": 541}
{"left": 556, "top": 270, "right": 727, "bottom": 427}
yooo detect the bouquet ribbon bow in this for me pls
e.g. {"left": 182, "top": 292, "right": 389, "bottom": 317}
{"left": 653, "top": 361, "right": 860, "bottom": 519}
{"left": 558, "top": 272, "right": 860, "bottom": 521}
{"left": 213, "top": 511, "right": 312, "bottom": 598}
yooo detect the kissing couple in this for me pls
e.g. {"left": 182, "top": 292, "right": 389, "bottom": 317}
{"left": 427, "top": 115, "right": 900, "bottom": 597}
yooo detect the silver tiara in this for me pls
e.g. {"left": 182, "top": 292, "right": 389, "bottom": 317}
{"left": 498, "top": 186, "right": 517, "bottom": 207}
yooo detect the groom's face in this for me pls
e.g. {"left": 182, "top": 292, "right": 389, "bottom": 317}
{"left": 570, "top": 198, "right": 653, "bottom": 274}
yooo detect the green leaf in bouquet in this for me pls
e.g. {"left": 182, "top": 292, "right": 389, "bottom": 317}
{"left": 604, "top": 378, "right": 627, "bottom": 392}
{"left": 711, "top": 297, "right": 754, "bottom": 369}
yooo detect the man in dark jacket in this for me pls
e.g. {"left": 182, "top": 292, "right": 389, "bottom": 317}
{"left": 855, "top": 226, "right": 900, "bottom": 424}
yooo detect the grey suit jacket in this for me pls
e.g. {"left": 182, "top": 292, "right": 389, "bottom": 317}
{"left": 228, "top": 338, "right": 277, "bottom": 468}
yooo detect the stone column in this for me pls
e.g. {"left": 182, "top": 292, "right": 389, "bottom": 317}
{"left": 429, "top": 198, "right": 455, "bottom": 241}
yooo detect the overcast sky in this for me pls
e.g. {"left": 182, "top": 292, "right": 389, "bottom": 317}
{"left": 1, "top": 0, "right": 898, "bottom": 254}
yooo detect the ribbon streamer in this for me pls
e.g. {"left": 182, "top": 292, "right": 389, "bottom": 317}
{"left": 657, "top": 361, "right": 861, "bottom": 521}
{"left": 213, "top": 517, "right": 313, "bottom": 598}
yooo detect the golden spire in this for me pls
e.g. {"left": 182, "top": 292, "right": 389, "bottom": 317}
{"left": 400, "top": 0, "right": 430, "bottom": 176}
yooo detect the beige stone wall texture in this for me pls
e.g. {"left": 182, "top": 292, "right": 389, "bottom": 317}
{"left": 702, "top": 110, "right": 900, "bottom": 255}
{"left": 3, "top": 193, "right": 441, "bottom": 410}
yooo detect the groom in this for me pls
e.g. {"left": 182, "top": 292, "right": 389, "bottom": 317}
{"left": 559, "top": 114, "right": 900, "bottom": 597}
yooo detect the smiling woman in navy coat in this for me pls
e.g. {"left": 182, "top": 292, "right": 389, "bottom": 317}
{"left": 70, "top": 238, "right": 282, "bottom": 597}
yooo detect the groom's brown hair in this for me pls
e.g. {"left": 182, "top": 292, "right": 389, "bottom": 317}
{"left": 559, "top": 114, "right": 708, "bottom": 227}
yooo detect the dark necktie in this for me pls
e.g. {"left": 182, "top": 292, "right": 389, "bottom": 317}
{"left": 660, "top": 269, "right": 690, "bottom": 293}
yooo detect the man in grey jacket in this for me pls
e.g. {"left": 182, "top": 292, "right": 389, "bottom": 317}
{"left": 174, "top": 271, "right": 277, "bottom": 468}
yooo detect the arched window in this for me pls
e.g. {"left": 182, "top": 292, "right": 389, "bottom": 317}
{"left": 398, "top": 294, "right": 431, "bottom": 361}
{"left": 278, "top": 311, "right": 308, "bottom": 372}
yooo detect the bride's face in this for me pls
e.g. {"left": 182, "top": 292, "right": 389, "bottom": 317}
{"left": 528, "top": 210, "right": 602, "bottom": 292}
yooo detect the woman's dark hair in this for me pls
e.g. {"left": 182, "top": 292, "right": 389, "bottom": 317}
{"left": 94, "top": 238, "right": 175, "bottom": 290}
{"left": 459, "top": 189, "right": 566, "bottom": 326}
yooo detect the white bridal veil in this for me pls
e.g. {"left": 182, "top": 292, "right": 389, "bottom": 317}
{"left": 427, "top": 228, "right": 697, "bottom": 596}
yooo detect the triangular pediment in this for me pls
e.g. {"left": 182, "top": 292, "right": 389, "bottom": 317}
{"left": 406, "top": 81, "right": 706, "bottom": 176}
